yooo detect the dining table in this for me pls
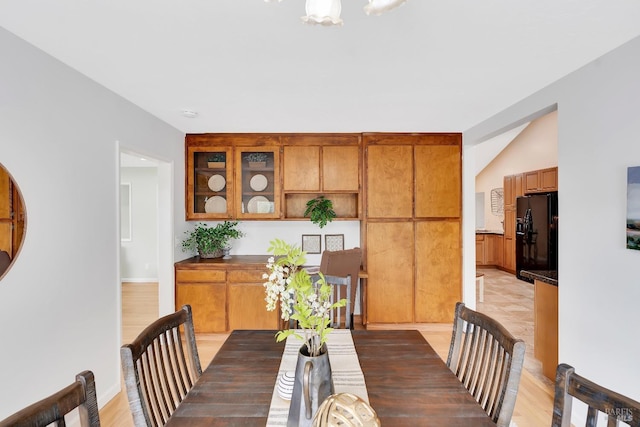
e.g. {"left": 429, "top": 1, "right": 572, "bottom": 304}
{"left": 165, "top": 329, "right": 494, "bottom": 426}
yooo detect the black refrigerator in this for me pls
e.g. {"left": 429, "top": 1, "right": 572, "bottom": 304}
{"left": 516, "top": 192, "right": 558, "bottom": 282}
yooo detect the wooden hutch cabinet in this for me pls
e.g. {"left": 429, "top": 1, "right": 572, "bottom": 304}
{"left": 180, "top": 132, "right": 464, "bottom": 328}
{"left": 363, "top": 133, "right": 462, "bottom": 324}
{"left": 184, "top": 133, "right": 361, "bottom": 221}
{"left": 185, "top": 134, "right": 281, "bottom": 220}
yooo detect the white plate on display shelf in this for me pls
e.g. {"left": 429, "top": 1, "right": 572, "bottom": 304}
{"left": 249, "top": 174, "right": 268, "bottom": 191}
{"left": 247, "top": 196, "right": 269, "bottom": 213}
{"left": 204, "top": 196, "right": 227, "bottom": 213}
{"left": 208, "top": 174, "right": 226, "bottom": 192}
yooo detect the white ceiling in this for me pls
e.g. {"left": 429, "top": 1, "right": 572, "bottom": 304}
{"left": 1, "top": 0, "right": 640, "bottom": 134}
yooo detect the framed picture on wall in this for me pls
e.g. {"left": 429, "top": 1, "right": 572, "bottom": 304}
{"left": 325, "top": 234, "right": 344, "bottom": 251}
{"left": 302, "top": 234, "right": 321, "bottom": 254}
{"left": 627, "top": 166, "right": 640, "bottom": 250}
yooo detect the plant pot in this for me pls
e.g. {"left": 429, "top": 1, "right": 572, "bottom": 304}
{"left": 198, "top": 249, "right": 223, "bottom": 259}
{"left": 207, "top": 161, "right": 225, "bottom": 169}
{"left": 248, "top": 161, "right": 266, "bottom": 169}
{"left": 287, "top": 342, "right": 334, "bottom": 427}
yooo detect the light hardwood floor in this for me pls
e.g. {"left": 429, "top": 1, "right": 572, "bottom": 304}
{"left": 101, "top": 277, "right": 554, "bottom": 426}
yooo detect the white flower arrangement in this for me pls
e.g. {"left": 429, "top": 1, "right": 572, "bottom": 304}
{"left": 263, "top": 239, "right": 346, "bottom": 357}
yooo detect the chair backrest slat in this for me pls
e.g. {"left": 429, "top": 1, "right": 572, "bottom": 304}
{"left": 0, "top": 371, "right": 100, "bottom": 427}
{"left": 319, "top": 248, "right": 362, "bottom": 329}
{"left": 552, "top": 363, "right": 640, "bottom": 427}
{"left": 322, "top": 274, "right": 352, "bottom": 329}
{"left": 121, "top": 305, "right": 202, "bottom": 427}
{"left": 446, "top": 302, "right": 525, "bottom": 427}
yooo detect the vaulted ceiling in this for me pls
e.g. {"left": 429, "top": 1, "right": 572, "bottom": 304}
{"left": 1, "top": 1, "right": 639, "bottom": 134}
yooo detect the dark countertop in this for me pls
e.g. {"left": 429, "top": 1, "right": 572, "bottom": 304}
{"left": 475, "top": 229, "right": 504, "bottom": 235}
{"left": 520, "top": 270, "right": 558, "bottom": 286}
{"left": 175, "top": 255, "right": 269, "bottom": 268}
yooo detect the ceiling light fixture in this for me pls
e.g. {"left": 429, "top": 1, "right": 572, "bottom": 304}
{"left": 181, "top": 110, "right": 199, "bottom": 118}
{"left": 265, "top": 0, "right": 408, "bottom": 26}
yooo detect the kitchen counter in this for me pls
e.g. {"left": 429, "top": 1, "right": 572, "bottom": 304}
{"left": 520, "top": 269, "right": 557, "bottom": 286}
{"left": 475, "top": 229, "right": 504, "bottom": 235}
{"left": 525, "top": 269, "right": 559, "bottom": 381}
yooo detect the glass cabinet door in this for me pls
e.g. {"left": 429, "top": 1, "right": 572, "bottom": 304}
{"left": 235, "top": 148, "right": 280, "bottom": 219}
{"left": 186, "top": 148, "right": 233, "bottom": 219}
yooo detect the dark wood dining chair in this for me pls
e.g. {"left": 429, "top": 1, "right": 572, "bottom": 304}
{"left": 552, "top": 363, "right": 640, "bottom": 427}
{"left": 446, "top": 302, "right": 526, "bottom": 427}
{"left": 0, "top": 370, "right": 100, "bottom": 427}
{"left": 120, "top": 304, "right": 202, "bottom": 427}
{"left": 322, "top": 274, "right": 352, "bottom": 329}
{"left": 319, "top": 247, "right": 362, "bottom": 329}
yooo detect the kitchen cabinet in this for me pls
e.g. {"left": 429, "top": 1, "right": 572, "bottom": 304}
{"left": 185, "top": 134, "right": 280, "bottom": 220}
{"left": 415, "top": 220, "right": 461, "bottom": 322}
{"left": 475, "top": 234, "right": 485, "bottom": 266}
{"left": 228, "top": 268, "right": 279, "bottom": 330}
{"left": 486, "top": 234, "right": 504, "bottom": 266}
{"left": 503, "top": 209, "right": 516, "bottom": 273}
{"left": 186, "top": 146, "right": 234, "bottom": 220}
{"left": 524, "top": 167, "right": 557, "bottom": 194}
{"left": 175, "top": 268, "right": 227, "bottom": 333}
{"left": 281, "top": 134, "right": 361, "bottom": 220}
{"left": 503, "top": 173, "right": 523, "bottom": 209}
{"left": 534, "top": 279, "right": 558, "bottom": 381}
{"left": 366, "top": 221, "right": 414, "bottom": 323}
{"left": 364, "top": 133, "right": 462, "bottom": 324}
{"left": 366, "top": 144, "right": 413, "bottom": 218}
{"left": 235, "top": 147, "right": 281, "bottom": 219}
{"left": 476, "top": 233, "right": 504, "bottom": 267}
{"left": 502, "top": 172, "right": 525, "bottom": 274}
{"left": 175, "top": 256, "right": 279, "bottom": 333}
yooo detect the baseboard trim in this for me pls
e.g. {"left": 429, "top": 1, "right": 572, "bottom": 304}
{"left": 121, "top": 277, "right": 158, "bottom": 283}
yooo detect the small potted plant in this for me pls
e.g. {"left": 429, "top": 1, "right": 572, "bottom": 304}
{"left": 207, "top": 153, "right": 226, "bottom": 169}
{"left": 181, "top": 221, "right": 244, "bottom": 258}
{"left": 304, "top": 196, "right": 336, "bottom": 228}
{"left": 244, "top": 152, "right": 269, "bottom": 168}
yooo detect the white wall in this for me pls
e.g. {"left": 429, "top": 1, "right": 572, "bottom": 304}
{"left": 0, "top": 27, "right": 184, "bottom": 418}
{"left": 465, "top": 34, "right": 640, "bottom": 414}
{"left": 120, "top": 167, "right": 159, "bottom": 281}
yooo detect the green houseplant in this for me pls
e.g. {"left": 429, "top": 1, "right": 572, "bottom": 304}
{"left": 244, "top": 152, "right": 269, "bottom": 168}
{"left": 304, "top": 196, "right": 336, "bottom": 229}
{"left": 182, "top": 221, "right": 244, "bottom": 258}
{"left": 207, "top": 153, "right": 226, "bottom": 168}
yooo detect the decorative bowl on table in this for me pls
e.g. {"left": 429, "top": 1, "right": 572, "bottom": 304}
{"left": 277, "top": 371, "right": 295, "bottom": 401}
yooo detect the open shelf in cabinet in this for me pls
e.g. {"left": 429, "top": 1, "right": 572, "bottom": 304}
{"left": 284, "top": 193, "right": 360, "bottom": 220}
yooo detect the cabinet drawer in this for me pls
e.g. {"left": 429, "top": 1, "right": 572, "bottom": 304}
{"left": 176, "top": 269, "right": 226, "bottom": 283}
{"left": 228, "top": 269, "right": 265, "bottom": 283}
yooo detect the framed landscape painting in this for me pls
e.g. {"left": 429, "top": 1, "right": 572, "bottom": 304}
{"left": 627, "top": 166, "right": 640, "bottom": 250}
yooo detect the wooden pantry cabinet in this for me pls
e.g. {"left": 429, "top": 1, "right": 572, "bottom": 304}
{"left": 502, "top": 173, "right": 524, "bottom": 273}
{"left": 175, "top": 256, "right": 279, "bottom": 333}
{"left": 363, "top": 133, "right": 462, "bottom": 324}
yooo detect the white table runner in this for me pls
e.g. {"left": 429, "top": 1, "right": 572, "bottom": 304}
{"left": 265, "top": 330, "right": 369, "bottom": 426}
